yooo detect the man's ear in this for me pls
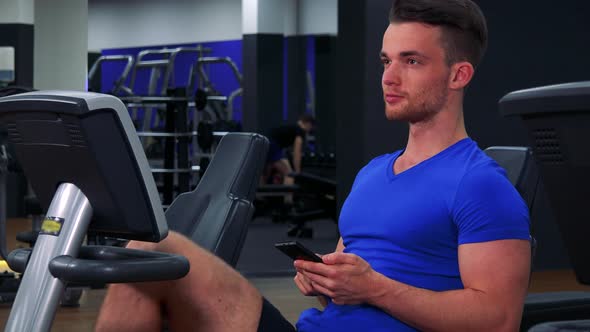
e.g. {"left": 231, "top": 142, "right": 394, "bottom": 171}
{"left": 449, "top": 61, "right": 474, "bottom": 90}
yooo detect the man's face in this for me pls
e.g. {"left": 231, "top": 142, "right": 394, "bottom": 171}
{"left": 381, "top": 22, "right": 451, "bottom": 123}
{"left": 299, "top": 121, "right": 313, "bottom": 133}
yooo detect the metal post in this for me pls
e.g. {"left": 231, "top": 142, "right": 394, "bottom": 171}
{"left": 174, "top": 88, "right": 190, "bottom": 194}
{"left": 163, "top": 93, "right": 176, "bottom": 205}
{"left": 5, "top": 183, "right": 93, "bottom": 332}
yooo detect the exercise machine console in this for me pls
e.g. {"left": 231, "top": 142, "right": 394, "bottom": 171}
{"left": 0, "top": 91, "right": 189, "bottom": 332}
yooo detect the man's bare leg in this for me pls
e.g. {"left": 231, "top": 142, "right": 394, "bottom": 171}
{"left": 94, "top": 277, "right": 163, "bottom": 332}
{"left": 95, "top": 231, "right": 263, "bottom": 332}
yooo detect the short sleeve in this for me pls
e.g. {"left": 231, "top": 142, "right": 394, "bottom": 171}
{"left": 452, "top": 164, "right": 531, "bottom": 245}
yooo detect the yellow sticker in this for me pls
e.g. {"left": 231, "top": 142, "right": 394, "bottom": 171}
{"left": 0, "top": 260, "right": 12, "bottom": 273}
{"left": 40, "top": 217, "right": 64, "bottom": 236}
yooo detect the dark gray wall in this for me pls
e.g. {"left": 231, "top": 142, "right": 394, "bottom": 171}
{"left": 314, "top": 35, "right": 338, "bottom": 154}
{"left": 336, "top": 0, "right": 406, "bottom": 213}
{"left": 466, "top": 0, "right": 590, "bottom": 149}
{"left": 242, "top": 34, "right": 284, "bottom": 134}
{"left": 285, "top": 36, "right": 307, "bottom": 124}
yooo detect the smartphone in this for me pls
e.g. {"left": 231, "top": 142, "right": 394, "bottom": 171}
{"left": 274, "top": 241, "right": 323, "bottom": 263}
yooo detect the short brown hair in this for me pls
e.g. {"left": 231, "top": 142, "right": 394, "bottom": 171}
{"left": 389, "top": 0, "right": 488, "bottom": 68}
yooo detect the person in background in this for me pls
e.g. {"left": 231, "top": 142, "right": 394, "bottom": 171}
{"left": 264, "top": 114, "right": 315, "bottom": 202}
{"left": 266, "top": 113, "right": 315, "bottom": 180}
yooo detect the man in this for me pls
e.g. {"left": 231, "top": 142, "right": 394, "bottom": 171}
{"left": 264, "top": 113, "right": 315, "bottom": 187}
{"left": 96, "top": 0, "right": 531, "bottom": 331}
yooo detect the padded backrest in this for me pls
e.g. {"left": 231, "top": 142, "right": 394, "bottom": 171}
{"left": 165, "top": 133, "right": 268, "bottom": 266}
{"left": 484, "top": 146, "right": 541, "bottom": 266}
{"left": 484, "top": 146, "right": 540, "bottom": 211}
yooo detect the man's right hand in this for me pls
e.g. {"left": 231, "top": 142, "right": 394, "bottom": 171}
{"left": 294, "top": 268, "right": 329, "bottom": 307}
{"left": 294, "top": 269, "right": 318, "bottom": 296}
{"left": 294, "top": 238, "right": 344, "bottom": 306}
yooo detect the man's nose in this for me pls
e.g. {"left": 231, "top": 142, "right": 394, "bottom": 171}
{"left": 382, "top": 62, "right": 400, "bottom": 86}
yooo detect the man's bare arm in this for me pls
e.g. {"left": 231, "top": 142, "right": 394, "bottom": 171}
{"left": 298, "top": 239, "right": 530, "bottom": 331}
{"left": 292, "top": 136, "right": 304, "bottom": 173}
{"left": 367, "top": 239, "right": 531, "bottom": 331}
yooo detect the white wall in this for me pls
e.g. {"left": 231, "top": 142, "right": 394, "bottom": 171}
{"left": 257, "top": 0, "right": 287, "bottom": 34}
{"left": 88, "top": 0, "right": 242, "bottom": 51}
{"left": 299, "top": 0, "right": 337, "bottom": 35}
{"left": 284, "top": 0, "right": 298, "bottom": 36}
{"left": 35, "top": 0, "right": 87, "bottom": 90}
{"left": 89, "top": 0, "right": 337, "bottom": 51}
{"left": 243, "top": 0, "right": 294, "bottom": 35}
{"left": 244, "top": 0, "right": 337, "bottom": 36}
{"left": 242, "top": 0, "right": 258, "bottom": 35}
{"left": 0, "top": 0, "right": 34, "bottom": 24}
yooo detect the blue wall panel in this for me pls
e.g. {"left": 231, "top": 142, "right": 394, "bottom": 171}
{"left": 99, "top": 39, "right": 243, "bottom": 122}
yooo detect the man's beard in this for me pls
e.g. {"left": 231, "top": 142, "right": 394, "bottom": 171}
{"left": 385, "top": 79, "right": 449, "bottom": 124}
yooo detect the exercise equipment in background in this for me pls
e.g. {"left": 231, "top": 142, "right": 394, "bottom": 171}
{"left": 256, "top": 170, "right": 337, "bottom": 238}
{"left": 188, "top": 56, "right": 243, "bottom": 126}
{"left": 87, "top": 55, "right": 134, "bottom": 96}
{"left": 500, "top": 81, "right": 590, "bottom": 331}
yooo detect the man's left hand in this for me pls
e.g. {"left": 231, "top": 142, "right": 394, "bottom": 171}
{"left": 294, "top": 252, "right": 382, "bottom": 305}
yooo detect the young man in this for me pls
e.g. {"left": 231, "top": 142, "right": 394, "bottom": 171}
{"left": 265, "top": 113, "right": 315, "bottom": 186}
{"left": 96, "top": 1, "right": 531, "bottom": 331}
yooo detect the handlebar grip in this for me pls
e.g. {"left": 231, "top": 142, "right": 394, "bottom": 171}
{"left": 48, "top": 245, "right": 189, "bottom": 283}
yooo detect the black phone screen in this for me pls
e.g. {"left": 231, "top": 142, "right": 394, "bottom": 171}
{"left": 274, "top": 241, "right": 323, "bottom": 263}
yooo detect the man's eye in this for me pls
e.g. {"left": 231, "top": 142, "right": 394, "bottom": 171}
{"left": 407, "top": 58, "right": 419, "bottom": 65}
{"left": 381, "top": 58, "right": 391, "bottom": 65}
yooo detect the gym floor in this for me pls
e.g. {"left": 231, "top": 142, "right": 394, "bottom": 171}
{"left": 1, "top": 218, "right": 589, "bottom": 331}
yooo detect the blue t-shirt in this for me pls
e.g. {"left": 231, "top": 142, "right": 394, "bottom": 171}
{"left": 296, "top": 138, "right": 530, "bottom": 332}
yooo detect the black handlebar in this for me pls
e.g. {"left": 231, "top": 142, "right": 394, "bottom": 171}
{"left": 8, "top": 246, "right": 190, "bottom": 283}
{"left": 7, "top": 248, "right": 31, "bottom": 273}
